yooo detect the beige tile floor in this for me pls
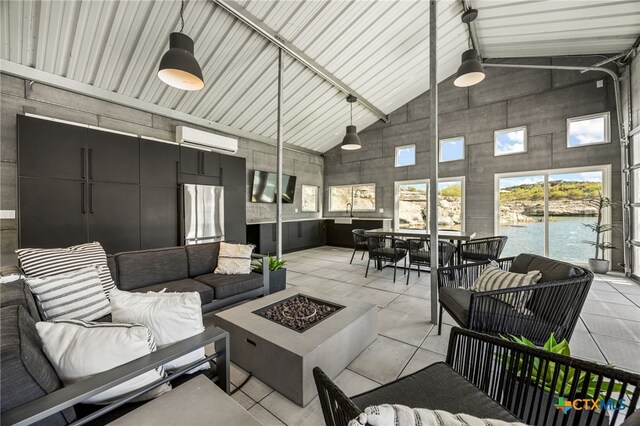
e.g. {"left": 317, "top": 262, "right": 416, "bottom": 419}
{"left": 218, "top": 246, "right": 640, "bottom": 426}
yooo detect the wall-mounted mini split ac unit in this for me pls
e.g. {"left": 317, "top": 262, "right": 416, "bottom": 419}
{"left": 176, "top": 126, "right": 238, "bottom": 154}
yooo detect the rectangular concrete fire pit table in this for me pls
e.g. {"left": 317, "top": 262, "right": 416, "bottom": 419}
{"left": 214, "top": 288, "right": 378, "bottom": 406}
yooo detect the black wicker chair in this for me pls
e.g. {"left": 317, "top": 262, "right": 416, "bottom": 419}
{"left": 366, "top": 236, "right": 408, "bottom": 283}
{"left": 459, "top": 236, "right": 508, "bottom": 262}
{"left": 350, "top": 229, "right": 368, "bottom": 264}
{"left": 314, "top": 327, "right": 640, "bottom": 426}
{"left": 437, "top": 253, "right": 593, "bottom": 345}
{"left": 405, "top": 239, "right": 457, "bottom": 285}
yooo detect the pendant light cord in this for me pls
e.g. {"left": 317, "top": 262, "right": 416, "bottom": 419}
{"left": 350, "top": 102, "right": 353, "bottom": 125}
{"left": 179, "top": 0, "right": 185, "bottom": 33}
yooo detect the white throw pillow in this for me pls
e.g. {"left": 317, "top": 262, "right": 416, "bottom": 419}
{"left": 36, "top": 320, "right": 171, "bottom": 404}
{"left": 214, "top": 242, "right": 255, "bottom": 275}
{"left": 349, "top": 404, "right": 527, "bottom": 426}
{"left": 16, "top": 242, "right": 116, "bottom": 297}
{"left": 470, "top": 261, "right": 542, "bottom": 313}
{"left": 110, "top": 289, "right": 208, "bottom": 373}
{"left": 0, "top": 274, "right": 24, "bottom": 284}
{"left": 24, "top": 266, "right": 111, "bottom": 321}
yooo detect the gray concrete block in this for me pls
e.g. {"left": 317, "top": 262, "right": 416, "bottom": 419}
{"left": 438, "top": 76, "right": 469, "bottom": 115}
{"left": 324, "top": 161, "right": 360, "bottom": 186}
{"left": 407, "top": 92, "right": 429, "bottom": 122}
{"left": 464, "top": 217, "right": 495, "bottom": 238}
{"left": 507, "top": 81, "right": 608, "bottom": 137}
{"left": 97, "top": 116, "right": 173, "bottom": 141}
{"left": 406, "top": 151, "right": 430, "bottom": 181}
{"left": 470, "top": 58, "right": 551, "bottom": 108}
{"left": 1, "top": 74, "right": 25, "bottom": 98}
{"left": 382, "top": 118, "right": 429, "bottom": 140}
{"left": 551, "top": 132, "right": 620, "bottom": 172}
{"left": 0, "top": 229, "right": 18, "bottom": 267}
{"left": 439, "top": 102, "right": 507, "bottom": 146}
{"left": 1, "top": 161, "right": 17, "bottom": 211}
{"left": 464, "top": 180, "right": 495, "bottom": 221}
{"left": 389, "top": 104, "right": 408, "bottom": 125}
{"left": 26, "top": 82, "right": 153, "bottom": 127}
{"left": 439, "top": 158, "right": 466, "bottom": 178}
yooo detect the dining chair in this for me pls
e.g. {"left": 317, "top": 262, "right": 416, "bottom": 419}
{"left": 405, "top": 239, "right": 456, "bottom": 285}
{"left": 459, "top": 236, "right": 508, "bottom": 262}
{"left": 365, "top": 236, "right": 408, "bottom": 283}
{"left": 350, "top": 229, "right": 368, "bottom": 264}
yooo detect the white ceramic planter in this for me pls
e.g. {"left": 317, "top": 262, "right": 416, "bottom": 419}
{"left": 588, "top": 258, "right": 609, "bottom": 274}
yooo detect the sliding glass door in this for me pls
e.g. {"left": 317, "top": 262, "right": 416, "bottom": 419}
{"left": 395, "top": 178, "right": 464, "bottom": 231}
{"left": 497, "top": 166, "right": 609, "bottom": 263}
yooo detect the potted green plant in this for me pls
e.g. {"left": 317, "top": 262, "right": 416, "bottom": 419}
{"left": 252, "top": 256, "right": 287, "bottom": 294}
{"left": 583, "top": 193, "right": 615, "bottom": 274}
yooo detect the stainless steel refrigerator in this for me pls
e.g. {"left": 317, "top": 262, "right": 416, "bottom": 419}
{"left": 182, "top": 184, "right": 224, "bottom": 245}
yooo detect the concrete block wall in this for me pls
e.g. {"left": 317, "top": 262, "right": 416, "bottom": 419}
{"left": 323, "top": 56, "right": 624, "bottom": 269}
{"left": 0, "top": 74, "right": 323, "bottom": 265}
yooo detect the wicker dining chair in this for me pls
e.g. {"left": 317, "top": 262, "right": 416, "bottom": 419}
{"left": 350, "top": 229, "right": 368, "bottom": 264}
{"left": 405, "top": 239, "right": 457, "bottom": 285}
{"left": 366, "top": 236, "right": 408, "bottom": 283}
{"left": 459, "top": 236, "right": 508, "bottom": 262}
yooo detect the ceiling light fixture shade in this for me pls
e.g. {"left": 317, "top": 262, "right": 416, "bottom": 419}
{"left": 341, "top": 95, "right": 361, "bottom": 150}
{"left": 158, "top": 32, "right": 205, "bottom": 91}
{"left": 454, "top": 48, "right": 485, "bottom": 87}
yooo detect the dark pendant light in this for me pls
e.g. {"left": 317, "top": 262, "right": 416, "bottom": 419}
{"left": 158, "top": 0, "right": 204, "bottom": 91}
{"left": 454, "top": 8, "right": 485, "bottom": 88}
{"left": 341, "top": 95, "right": 361, "bottom": 150}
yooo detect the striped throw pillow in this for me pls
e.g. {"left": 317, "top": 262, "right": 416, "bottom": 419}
{"left": 470, "top": 261, "right": 541, "bottom": 313}
{"left": 16, "top": 242, "right": 115, "bottom": 297}
{"left": 214, "top": 242, "right": 255, "bottom": 274}
{"left": 36, "top": 320, "right": 171, "bottom": 404}
{"left": 24, "top": 266, "right": 111, "bottom": 321}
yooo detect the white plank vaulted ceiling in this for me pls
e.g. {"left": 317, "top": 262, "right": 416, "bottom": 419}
{"left": 1, "top": 0, "right": 639, "bottom": 153}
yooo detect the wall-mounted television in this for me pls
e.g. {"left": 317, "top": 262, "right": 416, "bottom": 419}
{"left": 251, "top": 170, "right": 296, "bottom": 204}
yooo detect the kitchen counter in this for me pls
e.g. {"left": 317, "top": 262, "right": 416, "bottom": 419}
{"left": 246, "top": 217, "right": 392, "bottom": 225}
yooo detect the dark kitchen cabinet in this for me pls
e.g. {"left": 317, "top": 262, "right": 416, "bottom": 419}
{"left": 326, "top": 219, "right": 387, "bottom": 248}
{"left": 287, "top": 222, "right": 304, "bottom": 250}
{"left": 220, "top": 155, "right": 246, "bottom": 243}
{"left": 246, "top": 220, "right": 326, "bottom": 255}
{"left": 18, "top": 115, "right": 86, "bottom": 180}
{"left": 180, "top": 146, "right": 220, "bottom": 177}
{"left": 88, "top": 182, "right": 140, "bottom": 254}
{"left": 304, "top": 220, "right": 326, "bottom": 247}
{"left": 87, "top": 129, "right": 139, "bottom": 184}
{"left": 140, "top": 139, "right": 179, "bottom": 186}
{"left": 140, "top": 186, "right": 179, "bottom": 249}
{"left": 19, "top": 177, "right": 88, "bottom": 248}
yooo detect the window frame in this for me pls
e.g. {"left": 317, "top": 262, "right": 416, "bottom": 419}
{"left": 494, "top": 126, "right": 528, "bottom": 157}
{"left": 566, "top": 112, "right": 611, "bottom": 148}
{"left": 300, "top": 184, "right": 319, "bottom": 212}
{"left": 394, "top": 144, "right": 416, "bottom": 167}
{"left": 494, "top": 164, "right": 611, "bottom": 262}
{"left": 328, "top": 183, "right": 376, "bottom": 212}
{"left": 439, "top": 136, "right": 465, "bottom": 162}
{"left": 393, "top": 177, "right": 465, "bottom": 231}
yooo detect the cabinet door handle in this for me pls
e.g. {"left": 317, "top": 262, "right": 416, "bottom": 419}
{"left": 298, "top": 222, "right": 302, "bottom": 237}
{"left": 272, "top": 224, "right": 276, "bottom": 241}
{"left": 81, "top": 183, "right": 86, "bottom": 214}
{"left": 89, "top": 183, "right": 94, "bottom": 213}
{"left": 88, "top": 148, "right": 93, "bottom": 180}
{"left": 81, "top": 148, "right": 86, "bottom": 179}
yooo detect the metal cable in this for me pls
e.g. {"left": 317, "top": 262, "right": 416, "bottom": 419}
{"left": 180, "top": 0, "right": 185, "bottom": 33}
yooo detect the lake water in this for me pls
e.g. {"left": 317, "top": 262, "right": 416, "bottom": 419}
{"left": 501, "top": 216, "right": 598, "bottom": 263}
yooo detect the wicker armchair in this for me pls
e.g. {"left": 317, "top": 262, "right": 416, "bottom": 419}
{"left": 366, "top": 236, "right": 408, "bottom": 283}
{"left": 405, "top": 239, "right": 456, "bottom": 285}
{"left": 437, "top": 253, "right": 593, "bottom": 345}
{"left": 459, "top": 236, "right": 508, "bottom": 262}
{"left": 350, "top": 229, "right": 368, "bottom": 264}
{"left": 314, "top": 327, "right": 640, "bottom": 426}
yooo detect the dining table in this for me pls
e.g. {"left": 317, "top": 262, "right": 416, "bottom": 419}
{"left": 363, "top": 228, "right": 476, "bottom": 265}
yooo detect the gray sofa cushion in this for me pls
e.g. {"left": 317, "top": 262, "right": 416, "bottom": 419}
{"left": 510, "top": 253, "right": 583, "bottom": 283}
{"left": 0, "top": 279, "right": 41, "bottom": 321}
{"left": 352, "top": 362, "right": 519, "bottom": 422}
{"left": 107, "top": 255, "right": 118, "bottom": 286}
{"left": 115, "top": 247, "right": 189, "bottom": 291}
{"left": 129, "top": 279, "right": 215, "bottom": 305}
{"left": 439, "top": 287, "right": 471, "bottom": 327}
{"left": 185, "top": 243, "right": 220, "bottom": 277}
{"left": 194, "top": 272, "right": 263, "bottom": 299}
{"left": 0, "top": 305, "right": 76, "bottom": 425}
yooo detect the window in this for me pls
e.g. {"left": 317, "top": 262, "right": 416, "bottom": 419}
{"left": 439, "top": 137, "right": 465, "bottom": 162}
{"left": 395, "top": 145, "right": 416, "bottom": 167}
{"left": 494, "top": 126, "right": 527, "bottom": 156}
{"left": 496, "top": 166, "right": 610, "bottom": 263}
{"left": 567, "top": 112, "right": 610, "bottom": 147}
{"left": 329, "top": 184, "right": 376, "bottom": 212}
{"left": 394, "top": 178, "right": 464, "bottom": 231}
{"left": 301, "top": 185, "right": 318, "bottom": 212}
